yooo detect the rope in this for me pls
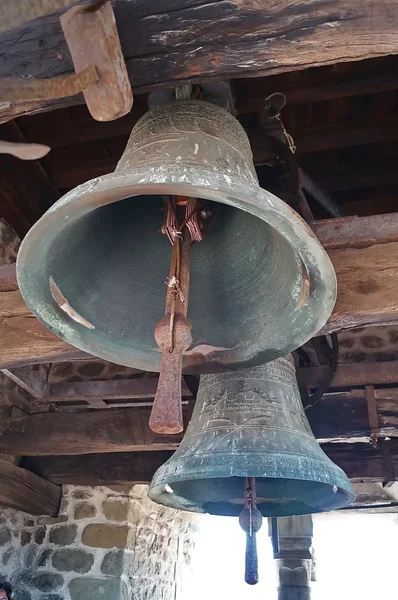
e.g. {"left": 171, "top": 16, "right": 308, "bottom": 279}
{"left": 264, "top": 92, "right": 296, "bottom": 153}
{"left": 160, "top": 196, "right": 202, "bottom": 352}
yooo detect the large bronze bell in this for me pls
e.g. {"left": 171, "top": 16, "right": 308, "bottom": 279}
{"left": 148, "top": 354, "right": 355, "bottom": 517}
{"left": 16, "top": 99, "right": 336, "bottom": 374}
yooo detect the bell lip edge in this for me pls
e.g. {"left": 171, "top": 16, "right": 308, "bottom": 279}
{"left": 16, "top": 169, "right": 336, "bottom": 371}
{"left": 147, "top": 482, "right": 355, "bottom": 516}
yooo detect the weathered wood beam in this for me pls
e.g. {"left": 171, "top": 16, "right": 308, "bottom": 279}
{"left": 311, "top": 213, "right": 398, "bottom": 250}
{"left": 299, "top": 360, "right": 398, "bottom": 388}
{"left": 235, "top": 70, "right": 398, "bottom": 114}
{"left": 0, "top": 122, "right": 59, "bottom": 237}
{"left": 316, "top": 171, "right": 398, "bottom": 194}
{"left": 1, "top": 365, "right": 47, "bottom": 398}
{"left": 0, "top": 407, "right": 183, "bottom": 456}
{"left": 0, "top": 263, "right": 18, "bottom": 291}
{"left": 1, "top": 214, "right": 398, "bottom": 366}
{"left": 46, "top": 377, "right": 192, "bottom": 403}
{"left": 22, "top": 451, "right": 174, "bottom": 486}
{"left": 19, "top": 360, "right": 398, "bottom": 405}
{"left": 0, "top": 1, "right": 397, "bottom": 120}
{"left": 22, "top": 441, "right": 398, "bottom": 485}
{"left": 1, "top": 386, "right": 398, "bottom": 456}
{"left": 0, "top": 457, "right": 61, "bottom": 515}
{"left": 319, "top": 240, "right": 398, "bottom": 334}
{"left": 251, "top": 116, "right": 398, "bottom": 164}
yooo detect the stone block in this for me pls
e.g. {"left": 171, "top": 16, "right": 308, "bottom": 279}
{"left": 102, "top": 502, "right": 129, "bottom": 522}
{"left": 40, "top": 595, "right": 64, "bottom": 600}
{"left": 71, "top": 490, "right": 92, "bottom": 501}
{"left": 49, "top": 525, "right": 77, "bottom": 546}
{"left": 37, "top": 516, "right": 68, "bottom": 526}
{"left": 100, "top": 550, "right": 124, "bottom": 577}
{"left": 52, "top": 549, "right": 94, "bottom": 574}
{"left": 69, "top": 577, "right": 122, "bottom": 600}
{"left": 17, "top": 572, "right": 63, "bottom": 592}
{"left": 37, "top": 549, "right": 52, "bottom": 568}
{"left": 13, "top": 590, "right": 32, "bottom": 600}
{"left": 35, "top": 527, "right": 46, "bottom": 545}
{"left": 74, "top": 503, "right": 96, "bottom": 520}
{"left": 2, "top": 548, "right": 13, "bottom": 565}
{"left": 82, "top": 524, "right": 128, "bottom": 549}
{"left": 24, "top": 520, "right": 35, "bottom": 527}
{"left": 24, "top": 544, "right": 38, "bottom": 568}
{"left": 20, "top": 531, "right": 32, "bottom": 546}
{"left": 0, "top": 527, "right": 11, "bottom": 545}
{"left": 10, "top": 513, "right": 21, "bottom": 527}
{"left": 58, "top": 498, "right": 68, "bottom": 516}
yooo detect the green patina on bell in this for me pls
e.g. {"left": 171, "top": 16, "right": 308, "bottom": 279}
{"left": 17, "top": 100, "right": 336, "bottom": 373}
{"left": 148, "top": 354, "right": 355, "bottom": 517}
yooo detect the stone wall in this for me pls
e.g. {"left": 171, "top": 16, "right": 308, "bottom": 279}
{"left": 0, "top": 485, "right": 197, "bottom": 600}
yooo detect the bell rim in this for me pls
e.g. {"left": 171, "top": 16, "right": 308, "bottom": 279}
{"left": 17, "top": 167, "right": 337, "bottom": 374}
{"left": 148, "top": 451, "right": 355, "bottom": 516}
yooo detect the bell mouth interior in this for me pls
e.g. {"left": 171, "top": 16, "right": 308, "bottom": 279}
{"left": 39, "top": 193, "right": 302, "bottom": 369}
{"left": 162, "top": 477, "right": 352, "bottom": 517}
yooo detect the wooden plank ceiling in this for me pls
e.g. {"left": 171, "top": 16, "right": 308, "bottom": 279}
{"left": 0, "top": 5, "right": 398, "bottom": 503}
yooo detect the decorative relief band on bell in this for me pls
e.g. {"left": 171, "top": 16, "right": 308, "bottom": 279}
{"left": 190, "top": 356, "right": 314, "bottom": 438}
{"left": 115, "top": 100, "right": 259, "bottom": 186}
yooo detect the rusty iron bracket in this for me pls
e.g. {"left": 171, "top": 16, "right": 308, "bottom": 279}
{"left": 1, "top": 2, "right": 132, "bottom": 124}
{"left": 61, "top": 1, "right": 133, "bottom": 121}
{"left": 380, "top": 438, "right": 396, "bottom": 488}
{"left": 365, "top": 385, "right": 380, "bottom": 447}
{"left": 0, "top": 66, "right": 98, "bottom": 104}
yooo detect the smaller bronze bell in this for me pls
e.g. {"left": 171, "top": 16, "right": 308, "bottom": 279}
{"left": 148, "top": 355, "right": 355, "bottom": 517}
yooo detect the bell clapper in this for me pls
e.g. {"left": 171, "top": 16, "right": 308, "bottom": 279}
{"left": 239, "top": 477, "right": 263, "bottom": 585}
{"left": 149, "top": 196, "right": 202, "bottom": 435}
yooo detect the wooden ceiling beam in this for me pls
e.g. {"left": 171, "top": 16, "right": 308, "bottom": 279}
{"left": 311, "top": 213, "right": 398, "bottom": 250}
{"left": 46, "top": 377, "right": 193, "bottom": 403}
{"left": 1, "top": 386, "right": 397, "bottom": 456}
{"left": 1, "top": 213, "right": 398, "bottom": 367}
{"left": 300, "top": 360, "right": 398, "bottom": 388}
{"left": 0, "top": 457, "right": 61, "bottom": 515}
{"left": 0, "top": 407, "right": 182, "bottom": 456}
{"left": 21, "top": 441, "right": 398, "bottom": 485}
{"left": 250, "top": 116, "right": 398, "bottom": 164}
{"left": 0, "top": 1, "right": 397, "bottom": 120}
{"left": 235, "top": 71, "right": 398, "bottom": 114}
{"left": 24, "top": 115, "right": 398, "bottom": 182}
